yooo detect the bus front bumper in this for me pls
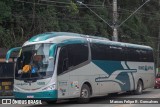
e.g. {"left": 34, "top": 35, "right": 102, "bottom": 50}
{"left": 14, "top": 90, "right": 57, "bottom": 100}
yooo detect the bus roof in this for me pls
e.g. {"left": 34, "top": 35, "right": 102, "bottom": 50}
{"left": 90, "top": 39, "right": 152, "bottom": 50}
{"left": 26, "top": 32, "right": 152, "bottom": 50}
{"left": 28, "top": 32, "right": 109, "bottom": 42}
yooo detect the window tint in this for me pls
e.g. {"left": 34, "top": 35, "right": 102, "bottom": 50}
{"left": 57, "top": 47, "right": 68, "bottom": 75}
{"left": 126, "top": 48, "right": 154, "bottom": 62}
{"left": 91, "top": 43, "right": 108, "bottom": 60}
{"left": 91, "top": 43, "right": 154, "bottom": 62}
{"left": 91, "top": 43, "right": 126, "bottom": 61}
{"left": 127, "top": 48, "right": 141, "bottom": 61}
{"left": 109, "top": 45, "right": 126, "bottom": 61}
{"left": 67, "top": 44, "right": 88, "bottom": 67}
{"left": 57, "top": 43, "right": 88, "bottom": 75}
{"left": 146, "top": 50, "right": 154, "bottom": 62}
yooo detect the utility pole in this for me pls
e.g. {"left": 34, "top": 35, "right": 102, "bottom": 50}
{"left": 76, "top": 0, "right": 150, "bottom": 42}
{"left": 112, "top": 0, "right": 118, "bottom": 41}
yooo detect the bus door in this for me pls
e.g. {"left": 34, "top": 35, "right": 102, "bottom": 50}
{"left": 57, "top": 47, "right": 70, "bottom": 98}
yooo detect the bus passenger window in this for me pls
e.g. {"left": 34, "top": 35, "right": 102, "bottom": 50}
{"left": 57, "top": 47, "right": 68, "bottom": 75}
{"left": 67, "top": 44, "right": 88, "bottom": 67}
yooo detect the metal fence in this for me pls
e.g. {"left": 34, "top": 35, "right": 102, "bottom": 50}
{"left": 0, "top": 62, "right": 14, "bottom": 96}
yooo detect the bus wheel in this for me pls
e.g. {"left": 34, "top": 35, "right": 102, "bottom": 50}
{"left": 134, "top": 80, "right": 143, "bottom": 95}
{"left": 78, "top": 84, "right": 90, "bottom": 103}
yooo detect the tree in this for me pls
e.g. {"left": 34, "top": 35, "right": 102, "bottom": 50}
{"left": 0, "top": 0, "right": 159, "bottom": 50}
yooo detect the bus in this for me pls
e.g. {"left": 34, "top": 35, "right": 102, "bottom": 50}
{"left": 6, "top": 32, "right": 155, "bottom": 103}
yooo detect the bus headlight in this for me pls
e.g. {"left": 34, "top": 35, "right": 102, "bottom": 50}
{"left": 42, "top": 84, "right": 56, "bottom": 91}
{"left": 156, "top": 81, "right": 158, "bottom": 83}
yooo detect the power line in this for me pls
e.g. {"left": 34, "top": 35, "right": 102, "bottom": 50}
{"left": 40, "top": 0, "right": 108, "bottom": 7}
{"left": 118, "top": 8, "right": 158, "bottom": 16}
{"left": 12, "top": 4, "right": 159, "bottom": 18}
{"left": 118, "top": 0, "right": 150, "bottom": 27}
{"left": 15, "top": 0, "right": 108, "bottom": 7}
{"left": 14, "top": 0, "right": 109, "bottom": 8}
{"left": 77, "top": 1, "right": 112, "bottom": 28}
{"left": 14, "top": 0, "right": 159, "bottom": 17}
{"left": 118, "top": 13, "right": 160, "bottom": 20}
{"left": 14, "top": 0, "right": 68, "bottom": 7}
{"left": 11, "top": 0, "right": 160, "bottom": 39}
{"left": 40, "top": 0, "right": 72, "bottom": 5}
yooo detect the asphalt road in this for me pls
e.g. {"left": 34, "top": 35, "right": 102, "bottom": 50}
{"left": 1, "top": 88, "right": 160, "bottom": 107}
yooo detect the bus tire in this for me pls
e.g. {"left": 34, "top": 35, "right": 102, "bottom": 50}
{"left": 78, "top": 84, "right": 90, "bottom": 103}
{"left": 134, "top": 80, "right": 143, "bottom": 95}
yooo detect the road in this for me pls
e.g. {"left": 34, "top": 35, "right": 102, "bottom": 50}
{"left": 1, "top": 88, "right": 160, "bottom": 107}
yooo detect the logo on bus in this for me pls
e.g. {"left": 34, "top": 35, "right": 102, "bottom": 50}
{"left": 37, "top": 82, "right": 45, "bottom": 85}
{"left": 138, "top": 65, "right": 153, "bottom": 71}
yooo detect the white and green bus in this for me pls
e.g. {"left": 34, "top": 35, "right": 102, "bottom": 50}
{"left": 6, "top": 32, "right": 155, "bottom": 103}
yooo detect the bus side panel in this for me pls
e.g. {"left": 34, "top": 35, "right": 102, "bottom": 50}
{"left": 57, "top": 73, "right": 70, "bottom": 99}
{"left": 127, "top": 61, "right": 155, "bottom": 90}
{"left": 68, "top": 62, "right": 101, "bottom": 98}
{"left": 69, "top": 75, "right": 99, "bottom": 98}
{"left": 69, "top": 61, "right": 134, "bottom": 97}
{"left": 58, "top": 61, "right": 155, "bottom": 99}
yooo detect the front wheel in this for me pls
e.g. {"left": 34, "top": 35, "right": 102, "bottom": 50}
{"left": 134, "top": 80, "right": 143, "bottom": 95}
{"left": 77, "top": 84, "right": 91, "bottom": 103}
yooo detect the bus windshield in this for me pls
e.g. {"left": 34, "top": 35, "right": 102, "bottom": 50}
{"left": 15, "top": 43, "right": 56, "bottom": 80}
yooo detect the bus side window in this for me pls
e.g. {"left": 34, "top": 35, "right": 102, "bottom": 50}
{"left": 147, "top": 50, "right": 154, "bottom": 62}
{"left": 57, "top": 47, "right": 68, "bottom": 75}
{"left": 67, "top": 44, "right": 88, "bottom": 67}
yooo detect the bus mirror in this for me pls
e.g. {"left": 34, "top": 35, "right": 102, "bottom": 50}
{"left": 6, "top": 47, "right": 21, "bottom": 63}
{"left": 49, "top": 44, "right": 57, "bottom": 59}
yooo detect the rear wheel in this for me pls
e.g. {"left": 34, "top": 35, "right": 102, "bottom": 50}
{"left": 78, "top": 84, "right": 91, "bottom": 103}
{"left": 134, "top": 80, "right": 143, "bottom": 95}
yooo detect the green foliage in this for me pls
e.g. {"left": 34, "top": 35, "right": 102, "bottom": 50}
{"left": 0, "top": 1, "right": 12, "bottom": 48}
{"left": 81, "top": 14, "right": 97, "bottom": 35}
{"left": 0, "top": 1, "right": 11, "bottom": 23}
{"left": 66, "top": 1, "right": 79, "bottom": 16}
{"left": 36, "top": 6, "right": 60, "bottom": 32}
{"left": 0, "top": 0, "right": 159, "bottom": 50}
